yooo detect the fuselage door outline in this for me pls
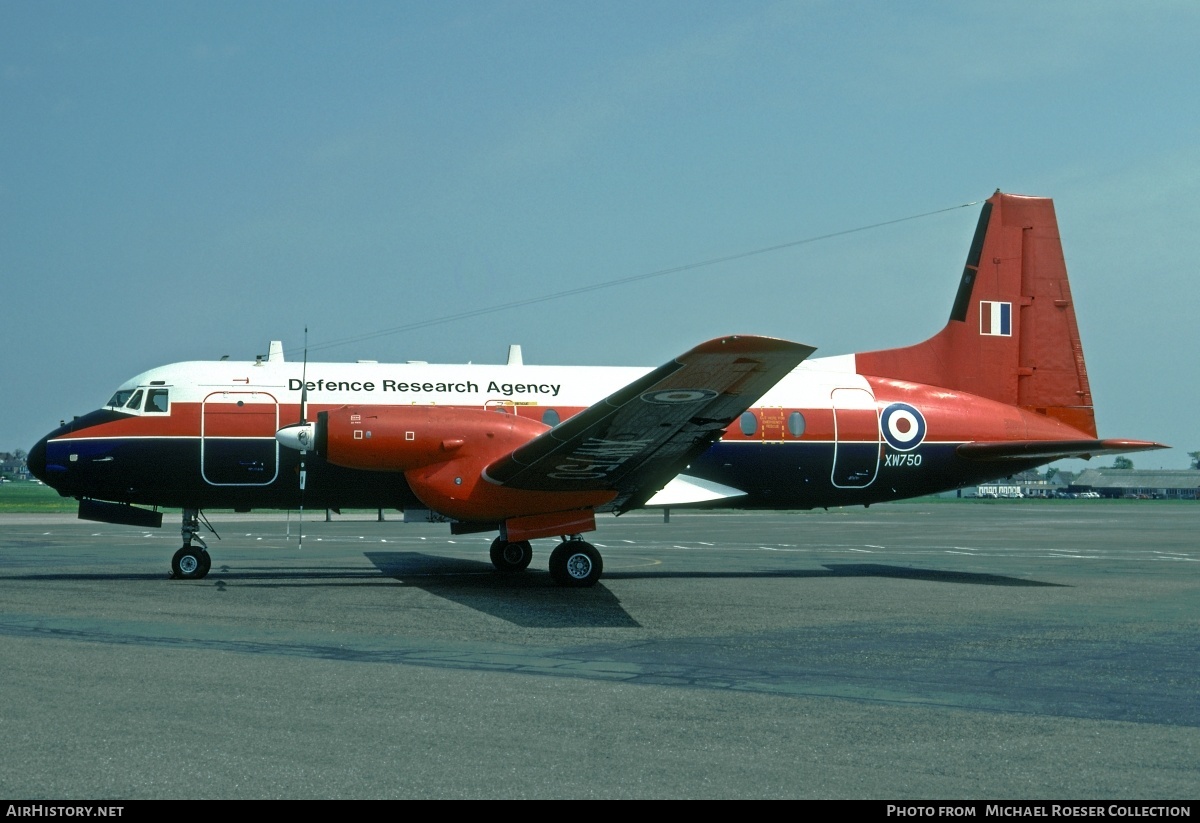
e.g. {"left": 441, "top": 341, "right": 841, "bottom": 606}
{"left": 200, "top": 391, "right": 281, "bottom": 486}
{"left": 830, "top": 387, "right": 880, "bottom": 489}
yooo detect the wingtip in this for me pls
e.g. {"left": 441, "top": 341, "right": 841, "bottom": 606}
{"left": 696, "top": 334, "right": 817, "bottom": 358}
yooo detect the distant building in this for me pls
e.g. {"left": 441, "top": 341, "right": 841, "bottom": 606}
{"left": 0, "top": 453, "right": 29, "bottom": 481}
{"left": 1071, "top": 469, "right": 1199, "bottom": 500}
{"left": 970, "top": 470, "right": 1067, "bottom": 499}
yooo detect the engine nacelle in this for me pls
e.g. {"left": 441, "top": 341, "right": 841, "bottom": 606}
{"left": 318, "top": 405, "right": 547, "bottom": 472}
{"left": 316, "top": 405, "right": 616, "bottom": 522}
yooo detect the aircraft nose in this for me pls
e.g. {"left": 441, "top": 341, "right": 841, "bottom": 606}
{"left": 27, "top": 436, "right": 48, "bottom": 483}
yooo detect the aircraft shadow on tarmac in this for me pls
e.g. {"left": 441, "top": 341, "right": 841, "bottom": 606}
{"left": 0, "top": 554, "right": 1066, "bottom": 629}
{"left": 362, "top": 551, "right": 640, "bottom": 627}
{"left": 599, "top": 563, "right": 1066, "bottom": 587}
{"left": 364, "top": 553, "right": 1068, "bottom": 627}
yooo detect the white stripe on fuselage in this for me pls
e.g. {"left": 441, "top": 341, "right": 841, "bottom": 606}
{"left": 111, "top": 351, "right": 866, "bottom": 410}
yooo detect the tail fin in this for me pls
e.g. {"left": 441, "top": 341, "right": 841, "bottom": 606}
{"left": 855, "top": 191, "right": 1097, "bottom": 437}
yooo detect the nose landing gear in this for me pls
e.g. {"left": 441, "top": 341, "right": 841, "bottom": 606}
{"left": 170, "top": 508, "right": 213, "bottom": 580}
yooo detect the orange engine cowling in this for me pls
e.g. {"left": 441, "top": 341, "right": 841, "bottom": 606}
{"left": 318, "top": 405, "right": 549, "bottom": 472}
{"left": 316, "top": 405, "right": 615, "bottom": 521}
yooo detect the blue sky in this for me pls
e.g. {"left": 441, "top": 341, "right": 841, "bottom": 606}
{"left": 3, "top": 1, "right": 1197, "bottom": 468}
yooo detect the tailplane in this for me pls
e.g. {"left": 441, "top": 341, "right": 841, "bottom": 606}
{"left": 855, "top": 191, "right": 1097, "bottom": 436}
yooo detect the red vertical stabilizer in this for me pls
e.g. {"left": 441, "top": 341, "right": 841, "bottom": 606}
{"left": 855, "top": 191, "right": 1097, "bottom": 437}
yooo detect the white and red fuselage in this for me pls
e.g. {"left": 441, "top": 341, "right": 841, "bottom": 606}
{"left": 28, "top": 343, "right": 1128, "bottom": 517}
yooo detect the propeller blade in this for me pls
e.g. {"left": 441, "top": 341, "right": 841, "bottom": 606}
{"left": 298, "top": 327, "right": 309, "bottom": 549}
{"left": 300, "top": 326, "right": 309, "bottom": 424}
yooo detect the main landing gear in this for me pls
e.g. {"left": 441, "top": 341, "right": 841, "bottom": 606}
{"left": 489, "top": 537, "right": 533, "bottom": 573}
{"left": 170, "top": 508, "right": 212, "bottom": 580}
{"left": 549, "top": 538, "right": 603, "bottom": 588}
{"left": 488, "top": 535, "right": 604, "bottom": 587}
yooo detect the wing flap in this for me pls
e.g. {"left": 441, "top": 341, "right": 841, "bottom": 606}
{"left": 484, "top": 335, "right": 814, "bottom": 512}
{"left": 644, "top": 474, "right": 746, "bottom": 507}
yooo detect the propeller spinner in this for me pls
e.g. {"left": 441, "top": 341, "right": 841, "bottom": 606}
{"left": 276, "top": 422, "right": 316, "bottom": 453}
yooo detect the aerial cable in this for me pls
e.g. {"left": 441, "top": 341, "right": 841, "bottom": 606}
{"left": 291, "top": 199, "right": 980, "bottom": 358}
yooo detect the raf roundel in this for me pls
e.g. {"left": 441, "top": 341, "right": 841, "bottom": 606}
{"left": 640, "top": 388, "right": 719, "bottom": 404}
{"left": 880, "top": 402, "right": 927, "bottom": 452}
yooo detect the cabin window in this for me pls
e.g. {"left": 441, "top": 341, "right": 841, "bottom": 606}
{"left": 541, "top": 409, "right": 561, "bottom": 427}
{"left": 107, "top": 390, "right": 134, "bottom": 409}
{"left": 739, "top": 411, "right": 758, "bottom": 436}
{"left": 145, "top": 389, "right": 169, "bottom": 413}
{"left": 124, "top": 390, "right": 144, "bottom": 411}
{"left": 787, "top": 411, "right": 806, "bottom": 438}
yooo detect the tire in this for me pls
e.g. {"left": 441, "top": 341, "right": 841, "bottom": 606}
{"left": 490, "top": 538, "right": 533, "bottom": 573}
{"left": 548, "top": 542, "right": 603, "bottom": 588}
{"left": 171, "top": 546, "right": 207, "bottom": 580}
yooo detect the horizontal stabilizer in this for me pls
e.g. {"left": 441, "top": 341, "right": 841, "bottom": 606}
{"left": 957, "top": 439, "right": 1168, "bottom": 463}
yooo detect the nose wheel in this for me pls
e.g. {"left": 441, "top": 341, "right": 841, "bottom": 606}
{"left": 171, "top": 545, "right": 211, "bottom": 579}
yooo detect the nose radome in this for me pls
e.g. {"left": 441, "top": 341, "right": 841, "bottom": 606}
{"left": 27, "top": 436, "right": 48, "bottom": 482}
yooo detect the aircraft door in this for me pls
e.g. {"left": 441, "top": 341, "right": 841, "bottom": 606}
{"left": 201, "top": 392, "right": 280, "bottom": 485}
{"left": 831, "top": 387, "right": 880, "bottom": 488}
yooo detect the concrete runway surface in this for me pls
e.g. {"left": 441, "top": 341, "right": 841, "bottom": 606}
{"left": 0, "top": 503, "right": 1196, "bottom": 799}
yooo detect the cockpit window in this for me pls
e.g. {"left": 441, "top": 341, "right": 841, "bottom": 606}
{"left": 107, "top": 390, "right": 134, "bottom": 409}
{"left": 145, "top": 389, "right": 169, "bottom": 413}
{"left": 124, "top": 389, "right": 144, "bottom": 411}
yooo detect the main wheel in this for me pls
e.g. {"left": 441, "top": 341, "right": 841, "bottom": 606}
{"left": 171, "top": 546, "right": 209, "bottom": 580}
{"left": 548, "top": 541, "right": 603, "bottom": 588}
{"left": 490, "top": 538, "right": 533, "bottom": 573}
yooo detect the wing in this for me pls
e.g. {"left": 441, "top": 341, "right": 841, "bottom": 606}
{"left": 483, "top": 335, "right": 815, "bottom": 513}
{"left": 956, "top": 439, "right": 1167, "bottom": 462}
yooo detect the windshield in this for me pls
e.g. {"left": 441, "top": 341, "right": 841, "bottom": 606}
{"left": 105, "top": 387, "right": 170, "bottom": 413}
{"left": 107, "top": 389, "right": 135, "bottom": 409}
{"left": 145, "top": 389, "right": 169, "bottom": 413}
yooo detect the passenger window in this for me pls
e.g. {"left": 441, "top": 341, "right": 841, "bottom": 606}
{"left": 541, "top": 409, "right": 561, "bottom": 427}
{"left": 788, "top": 411, "right": 806, "bottom": 438}
{"left": 739, "top": 411, "right": 758, "bottom": 436}
{"left": 145, "top": 389, "right": 169, "bottom": 413}
{"left": 124, "top": 390, "right": 144, "bottom": 411}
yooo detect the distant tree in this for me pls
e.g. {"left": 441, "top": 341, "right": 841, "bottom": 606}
{"left": 1045, "top": 467, "right": 1059, "bottom": 481}
{"left": 1111, "top": 456, "right": 1134, "bottom": 470}
{"left": 1189, "top": 451, "right": 1200, "bottom": 470}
